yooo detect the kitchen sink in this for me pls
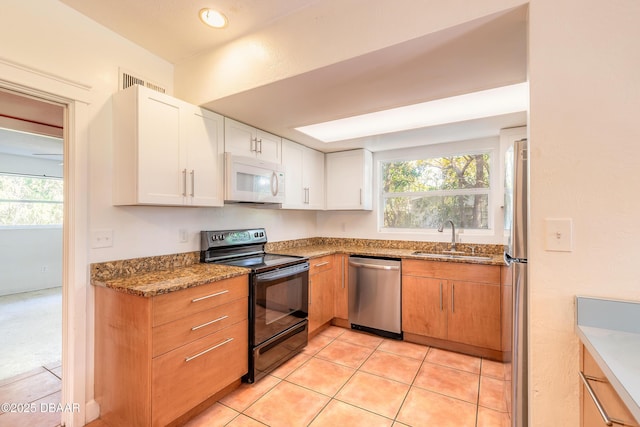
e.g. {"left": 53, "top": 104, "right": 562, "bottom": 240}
{"left": 411, "top": 251, "right": 493, "bottom": 261}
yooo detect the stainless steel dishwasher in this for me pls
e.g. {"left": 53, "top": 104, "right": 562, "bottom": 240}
{"left": 348, "top": 256, "right": 402, "bottom": 339}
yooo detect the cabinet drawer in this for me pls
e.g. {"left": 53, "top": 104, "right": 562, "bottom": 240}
{"left": 582, "top": 347, "right": 638, "bottom": 426}
{"left": 402, "top": 259, "right": 500, "bottom": 284}
{"left": 153, "top": 276, "right": 248, "bottom": 326}
{"left": 152, "top": 297, "right": 247, "bottom": 357}
{"left": 152, "top": 320, "right": 248, "bottom": 427}
{"left": 310, "top": 255, "right": 334, "bottom": 274}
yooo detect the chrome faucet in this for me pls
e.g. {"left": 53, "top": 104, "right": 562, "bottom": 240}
{"left": 438, "top": 220, "right": 457, "bottom": 252}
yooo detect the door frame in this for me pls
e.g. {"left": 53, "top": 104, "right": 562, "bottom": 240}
{"left": 1, "top": 58, "right": 92, "bottom": 426}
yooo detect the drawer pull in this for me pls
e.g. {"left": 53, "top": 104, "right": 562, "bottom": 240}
{"left": 191, "top": 315, "right": 229, "bottom": 331}
{"left": 191, "top": 289, "right": 229, "bottom": 303}
{"left": 314, "top": 261, "right": 330, "bottom": 267}
{"left": 579, "top": 371, "right": 627, "bottom": 426}
{"left": 185, "top": 337, "right": 233, "bottom": 362}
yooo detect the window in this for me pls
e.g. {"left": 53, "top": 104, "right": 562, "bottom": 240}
{"left": 381, "top": 151, "right": 491, "bottom": 230}
{"left": 0, "top": 174, "right": 63, "bottom": 226}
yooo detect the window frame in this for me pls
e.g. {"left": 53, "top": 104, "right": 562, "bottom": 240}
{"left": 0, "top": 172, "right": 64, "bottom": 228}
{"left": 376, "top": 138, "right": 500, "bottom": 237}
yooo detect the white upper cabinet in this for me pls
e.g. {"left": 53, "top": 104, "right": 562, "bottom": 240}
{"left": 183, "top": 105, "right": 225, "bottom": 207}
{"left": 112, "top": 85, "right": 224, "bottom": 207}
{"left": 325, "top": 149, "right": 373, "bottom": 210}
{"left": 281, "top": 139, "right": 325, "bottom": 210}
{"left": 224, "top": 118, "right": 282, "bottom": 163}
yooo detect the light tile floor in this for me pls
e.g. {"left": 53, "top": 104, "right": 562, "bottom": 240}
{"left": 186, "top": 326, "right": 511, "bottom": 427}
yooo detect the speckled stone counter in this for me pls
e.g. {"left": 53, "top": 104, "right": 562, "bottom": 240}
{"left": 90, "top": 237, "right": 505, "bottom": 297}
{"left": 91, "top": 252, "right": 249, "bottom": 297}
{"left": 266, "top": 237, "right": 506, "bottom": 266}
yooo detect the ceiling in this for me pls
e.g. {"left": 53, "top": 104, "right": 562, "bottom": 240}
{"left": 58, "top": 1, "right": 528, "bottom": 152}
{"left": 0, "top": 90, "right": 64, "bottom": 162}
{"left": 59, "top": 0, "right": 323, "bottom": 64}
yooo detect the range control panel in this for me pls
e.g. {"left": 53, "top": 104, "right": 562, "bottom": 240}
{"left": 200, "top": 228, "right": 267, "bottom": 250}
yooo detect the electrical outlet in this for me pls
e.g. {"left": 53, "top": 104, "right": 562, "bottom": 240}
{"left": 91, "top": 229, "right": 113, "bottom": 249}
{"left": 179, "top": 229, "right": 188, "bottom": 243}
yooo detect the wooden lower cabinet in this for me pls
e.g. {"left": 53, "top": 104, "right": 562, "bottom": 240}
{"left": 581, "top": 345, "right": 638, "bottom": 427}
{"left": 333, "top": 254, "right": 349, "bottom": 321}
{"left": 308, "top": 255, "right": 335, "bottom": 334}
{"left": 95, "top": 275, "right": 248, "bottom": 427}
{"left": 402, "top": 275, "right": 447, "bottom": 340}
{"left": 402, "top": 259, "right": 502, "bottom": 355}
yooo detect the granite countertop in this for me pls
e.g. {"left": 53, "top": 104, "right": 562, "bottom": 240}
{"left": 269, "top": 243, "right": 506, "bottom": 266}
{"left": 90, "top": 238, "right": 505, "bottom": 298}
{"left": 576, "top": 296, "right": 640, "bottom": 423}
{"left": 91, "top": 262, "right": 249, "bottom": 297}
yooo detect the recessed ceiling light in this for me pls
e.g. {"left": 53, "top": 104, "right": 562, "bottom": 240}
{"left": 199, "top": 8, "right": 228, "bottom": 29}
{"left": 295, "top": 82, "right": 529, "bottom": 142}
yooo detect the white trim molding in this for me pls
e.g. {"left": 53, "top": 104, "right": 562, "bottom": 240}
{"left": 0, "top": 60, "right": 91, "bottom": 427}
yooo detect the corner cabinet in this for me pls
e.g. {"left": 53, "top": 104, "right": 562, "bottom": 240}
{"left": 325, "top": 149, "right": 373, "bottom": 210}
{"left": 402, "top": 259, "right": 503, "bottom": 358}
{"left": 281, "top": 139, "right": 325, "bottom": 210}
{"left": 95, "top": 276, "right": 248, "bottom": 427}
{"left": 224, "top": 118, "right": 282, "bottom": 163}
{"left": 112, "top": 85, "right": 224, "bottom": 207}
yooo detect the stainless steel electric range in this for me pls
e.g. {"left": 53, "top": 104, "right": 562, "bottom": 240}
{"left": 200, "top": 228, "right": 309, "bottom": 383}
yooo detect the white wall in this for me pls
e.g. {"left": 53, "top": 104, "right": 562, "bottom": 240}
{"left": 0, "top": 228, "right": 62, "bottom": 296}
{"left": 0, "top": 153, "right": 64, "bottom": 296}
{"left": 528, "top": 1, "right": 640, "bottom": 425}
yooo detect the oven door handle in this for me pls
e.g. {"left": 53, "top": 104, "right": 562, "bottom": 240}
{"left": 256, "top": 263, "right": 309, "bottom": 281}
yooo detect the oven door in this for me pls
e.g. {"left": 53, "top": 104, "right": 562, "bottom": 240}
{"left": 252, "top": 262, "right": 309, "bottom": 346}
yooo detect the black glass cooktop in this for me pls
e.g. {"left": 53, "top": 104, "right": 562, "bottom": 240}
{"left": 216, "top": 253, "right": 306, "bottom": 271}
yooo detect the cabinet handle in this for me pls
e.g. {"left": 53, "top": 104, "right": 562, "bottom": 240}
{"left": 308, "top": 279, "right": 312, "bottom": 304}
{"left": 451, "top": 283, "right": 455, "bottom": 313}
{"left": 250, "top": 137, "right": 256, "bottom": 152}
{"left": 185, "top": 337, "right": 233, "bottom": 362}
{"left": 341, "top": 256, "right": 345, "bottom": 289}
{"left": 182, "top": 169, "right": 187, "bottom": 196}
{"left": 304, "top": 187, "right": 310, "bottom": 204}
{"left": 191, "top": 315, "right": 229, "bottom": 331}
{"left": 314, "top": 261, "right": 330, "bottom": 268}
{"left": 191, "top": 289, "right": 229, "bottom": 303}
{"left": 190, "top": 170, "right": 195, "bottom": 197}
{"left": 579, "top": 371, "right": 627, "bottom": 426}
{"left": 257, "top": 138, "right": 263, "bottom": 153}
{"left": 439, "top": 281, "right": 443, "bottom": 311}
{"left": 359, "top": 188, "right": 362, "bottom": 205}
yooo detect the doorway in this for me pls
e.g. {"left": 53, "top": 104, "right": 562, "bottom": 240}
{"left": 0, "top": 88, "right": 65, "bottom": 427}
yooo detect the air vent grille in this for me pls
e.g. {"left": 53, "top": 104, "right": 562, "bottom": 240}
{"left": 118, "top": 68, "right": 166, "bottom": 94}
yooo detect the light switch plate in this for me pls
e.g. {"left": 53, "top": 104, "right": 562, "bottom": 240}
{"left": 545, "top": 218, "right": 573, "bottom": 252}
{"left": 91, "top": 229, "right": 113, "bottom": 249}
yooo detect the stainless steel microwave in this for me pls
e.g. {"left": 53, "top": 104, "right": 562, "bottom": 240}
{"left": 224, "top": 153, "right": 285, "bottom": 204}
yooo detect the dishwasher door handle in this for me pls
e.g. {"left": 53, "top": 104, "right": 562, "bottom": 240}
{"left": 348, "top": 260, "right": 400, "bottom": 271}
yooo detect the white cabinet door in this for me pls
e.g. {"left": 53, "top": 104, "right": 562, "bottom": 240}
{"left": 304, "top": 146, "right": 325, "bottom": 209}
{"left": 326, "top": 149, "right": 372, "bottom": 210}
{"left": 281, "top": 139, "right": 325, "bottom": 210}
{"left": 281, "top": 139, "right": 304, "bottom": 208}
{"left": 224, "top": 118, "right": 282, "bottom": 163}
{"left": 113, "top": 85, "right": 224, "bottom": 207}
{"left": 113, "top": 85, "right": 185, "bottom": 205}
{"left": 184, "top": 106, "right": 224, "bottom": 207}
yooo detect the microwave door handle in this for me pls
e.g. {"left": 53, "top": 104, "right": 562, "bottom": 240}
{"left": 271, "top": 171, "right": 278, "bottom": 196}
